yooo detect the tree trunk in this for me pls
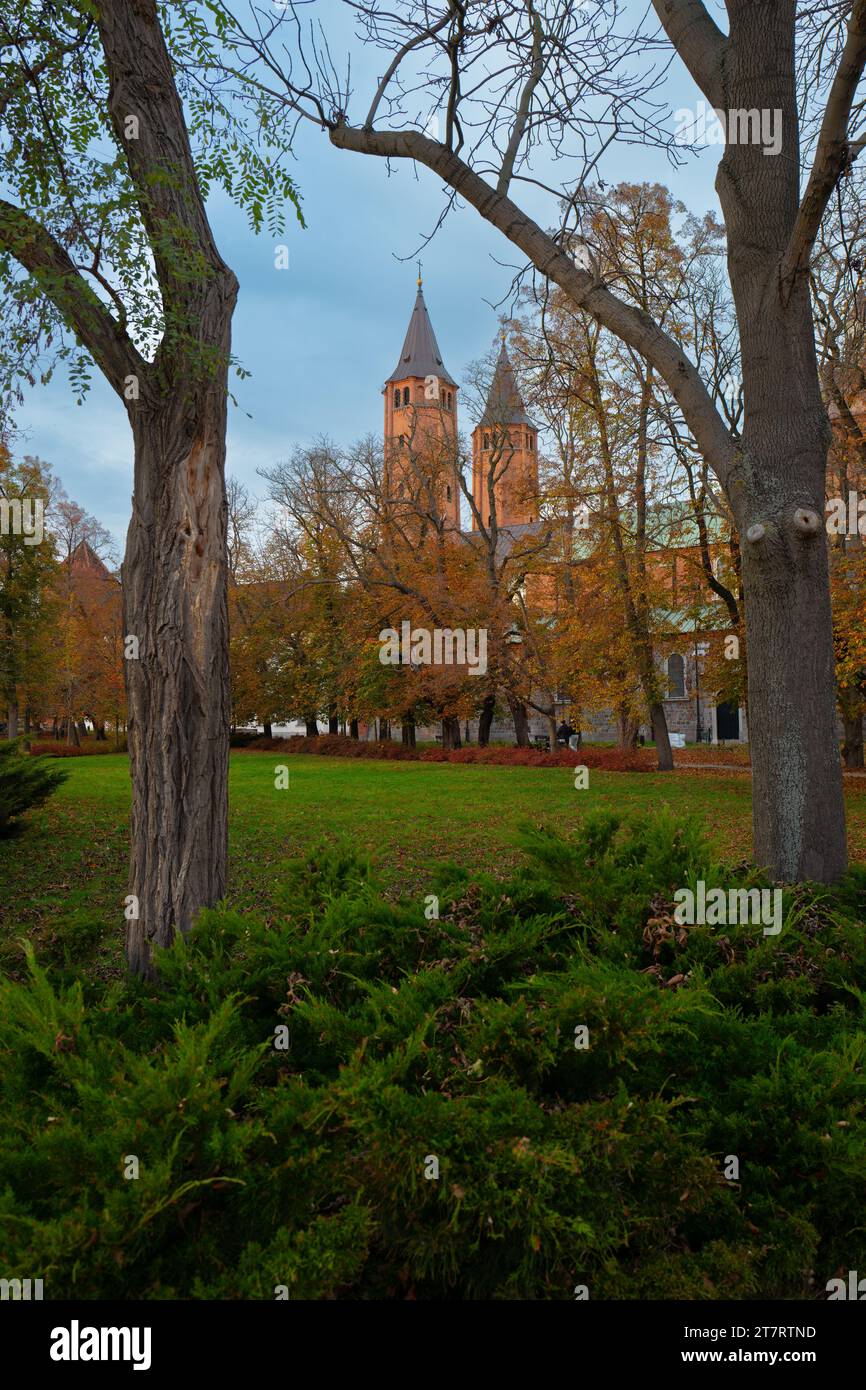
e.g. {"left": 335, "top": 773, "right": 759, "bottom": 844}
{"left": 263, "top": 721, "right": 273, "bottom": 739}
{"left": 7, "top": 701, "right": 18, "bottom": 741}
{"left": 547, "top": 712, "right": 558, "bottom": 748}
{"left": 305, "top": 717, "right": 318, "bottom": 737}
{"left": 478, "top": 693, "right": 495, "bottom": 747}
{"left": 716, "top": 1, "right": 847, "bottom": 882}
{"left": 328, "top": 709, "right": 339, "bottom": 734}
{"left": 618, "top": 708, "right": 640, "bottom": 749}
{"left": 441, "top": 715, "right": 461, "bottom": 750}
{"left": 507, "top": 693, "right": 530, "bottom": 747}
{"left": 123, "top": 371, "right": 234, "bottom": 977}
{"left": 842, "top": 708, "right": 864, "bottom": 770}
{"left": 349, "top": 718, "right": 359, "bottom": 739}
{"left": 649, "top": 701, "right": 673, "bottom": 771}
{"left": 379, "top": 718, "right": 391, "bottom": 739}
{"left": 401, "top": 714, "right": 416, "bottom": 747}
{"left": 95, "top": 721, "right": 106, "bottom": 740}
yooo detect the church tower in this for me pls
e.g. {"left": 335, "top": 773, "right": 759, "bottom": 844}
{"left": 471, "top": 334, "right": 539, "bottom": 529}
{"left": 383, "top": 276, "right": 460, "bottom": 528}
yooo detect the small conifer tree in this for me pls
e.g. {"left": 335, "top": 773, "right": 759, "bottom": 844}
{"left": 0, "top": 740, "right": 66, "bottom": 837}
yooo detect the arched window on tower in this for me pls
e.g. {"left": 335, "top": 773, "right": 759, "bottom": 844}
{"left": 446, "top": 484, "right": 452, "bottom": 501}
{"left": 483, "top": 433, "right": 490, "bottom": 451}
{"left": 393, "top": 389, "right": 400, "bottom": 408}
{"left": 403, "top": 386, "right": 410, "bottom": 406}
{"left": 667, "top": 653, "right": 686, "bottom": 699}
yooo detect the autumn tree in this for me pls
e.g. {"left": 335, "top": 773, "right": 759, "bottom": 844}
{"left": 811, "top": 170, "right": 866, "bottom": 766}
{"left": 0, "top": 451, "right": 58, "bottom": 739}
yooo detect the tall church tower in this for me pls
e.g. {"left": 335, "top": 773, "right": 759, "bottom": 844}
{"left": 471, "top": 334, "right": 539, "bottom": 529}
{"left": 384, "top": 276, "right": 460, "bottom": 528}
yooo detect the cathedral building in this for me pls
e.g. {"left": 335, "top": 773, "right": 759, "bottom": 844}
{"left": 384, "top": 275, "right": 541, "bottom": 536}
{"left": 384, "top": 275, "right": 461, "bottom": 528}
{"left": 379, "top": 280, "right": 748, "bottom": 748}
{"left": 471, "top": 335, "right": 539, "bottom": 530}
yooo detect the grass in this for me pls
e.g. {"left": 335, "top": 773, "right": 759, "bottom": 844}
{"left": 2, "top": 750, "right": 865, "bottom": 974}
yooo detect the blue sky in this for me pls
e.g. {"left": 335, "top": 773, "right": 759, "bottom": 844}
{"left": 14, "top": 9, "right": 722, "bottom": 553}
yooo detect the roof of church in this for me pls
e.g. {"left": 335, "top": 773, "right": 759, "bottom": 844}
{"left": 70, "top": 538, "right": 113, "bottom": 580}
{"left": 480, "top": 339, "right": 535, "bottom": 429}
{"left": 387, "top": 281, "right": 457, "bottom": 387}
{"left": 461, "top": 519, "right": 548, "bottom": 563}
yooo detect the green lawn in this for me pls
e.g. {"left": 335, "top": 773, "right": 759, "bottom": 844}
{"left": 3, "top": 751, "right": 865, "bottom": 972}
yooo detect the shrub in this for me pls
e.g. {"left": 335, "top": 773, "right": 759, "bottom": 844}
{"left": 27, "top": 738, "right": 126, "bottom": 757}
{"left": 229, "top": 730, "right": 263, "bottom": 748}
{"left": 0, "top": 813, "right": 864, "bottom": 1299}
{"left": 26, "top": 742, "right": 85, "bottom": 758}
{"left": 0, "top": 740, "right": 67, "bottom": 836}
{"left": 240, "top": 733, "right": 648, "bottom": 772}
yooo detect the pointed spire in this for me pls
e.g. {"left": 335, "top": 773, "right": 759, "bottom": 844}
{"left": 387, "top": 281, "right": 457, "bottom": 386}
{"left": 482, "top": 334, "right": 534, "bottom": 427}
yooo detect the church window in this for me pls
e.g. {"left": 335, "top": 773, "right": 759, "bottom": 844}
{"left": 393, "top": 389, "right": 400, "bottom": 408}
{"left": 403, "top": 386, "right": 410, "bottom": 406}
{"left": 446, "top": 485, "right": 452, "bottom": 501}
{"left": 667, "top": 653, "right": 686, "bottom": 699}
{"left": 483, "top": 433, "right": 490, "bottom": 450}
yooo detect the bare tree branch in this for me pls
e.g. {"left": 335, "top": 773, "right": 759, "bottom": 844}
{"left": 650, "top": 0, "right": 727, "bottom": 108}
{"left": 781, "top": 0, "right": 866, "bottom": 299}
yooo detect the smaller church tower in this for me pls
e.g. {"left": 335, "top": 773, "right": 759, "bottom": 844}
{"left": 383, "top": 275, "right": 460, "bottom": 528}
{"left": 471, "top": 333, "right": 539, "bottom": 529}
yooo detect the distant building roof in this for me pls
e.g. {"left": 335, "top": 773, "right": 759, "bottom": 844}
{"left": 461, "top": 518, "right": 548, "bottom": 563}
{"left": 70, "top": 539, "right": 113, "bottom": 580}
{"left": 458, "top": 501, "right": 730, "bottom": 567}
{"left": 640, "top": 501, "right": 730, "bottom": 549}
{"left": 480, "top": 339, "right": 535, "bottom": 428}
{"left": 653, "top": 603, "right": 730, "bottom": 634}
{"left": 386, "top": 281, "right": 457, "bottom": 387}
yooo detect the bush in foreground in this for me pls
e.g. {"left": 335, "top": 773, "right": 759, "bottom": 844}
{"left": 0, "top": 812, "right": 864, "bottom": 1299}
